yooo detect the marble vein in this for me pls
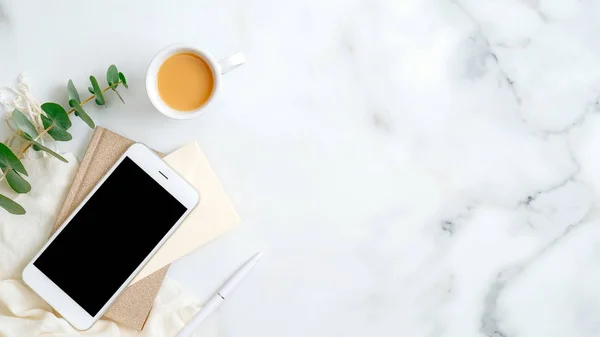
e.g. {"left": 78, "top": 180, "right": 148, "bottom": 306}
{"left": 451, "top": 0, "right": 524, "bottom": 121}
{"left": 479, "top": 206, "right": 593, "bottom": 337}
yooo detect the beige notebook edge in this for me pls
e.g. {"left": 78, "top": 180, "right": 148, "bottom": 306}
{"left": 52, "top": 127, "right": 168, "bottom": 330}
{"left": 131, "top": 141, "right": 241, "bottom": 283}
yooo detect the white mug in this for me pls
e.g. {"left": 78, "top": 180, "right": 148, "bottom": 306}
{"left": 146, "top": 44, "right": 245, "bottom": 119}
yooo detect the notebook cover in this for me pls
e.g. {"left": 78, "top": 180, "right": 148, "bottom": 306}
{"left": 52, "top": 126, "right": 168, "bottom": 331}
{"left": 131, "top": 142, "right": 241, "bottom": 284}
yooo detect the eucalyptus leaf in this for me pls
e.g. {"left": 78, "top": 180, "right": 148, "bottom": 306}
{"left": 41, "top": 115, "right": 72, "bottom": 141}
{"left": 0, "top": 193, "right": 25, "bottom": 214}
{"left": 69, "top": 99, "right": 95, "bottom": 128}
{"left": 118, "top": 72, "right": 128, "bottom": 88}
{"left": 12, "top": 109, "right": 41, "bottom": 151}
{"left": 41, "top": 103, "right": 72, "bottom": 141}
{"left": 88, "top": 87, "right": 95, "bottom": 94}
{"left": 5, "top": 169, "right": 30, "bottom": 193}
{"left": 21, "top": 134, "right": 68, "bottom": 163}
{"left": 12, "top": 109, "right": 38, "bottom": 138}
{"left": 41, "top": 103, "right": 71, "bottom": 129}
{"left": 89, "top": 76, "right": 105, "bottom": 106}
{"left": 67, "top": 79, "right": 81, "bottom": 103}
{"left": 0, "top": 142, "right": 27, "bottom": 176}
{"left": 107, "top": 65, "right": 119, "bottom": 88}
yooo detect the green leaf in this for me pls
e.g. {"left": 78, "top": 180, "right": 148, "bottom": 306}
{"left": 0, "top": 142, "right": 27, "bottom": 176}
{"left": 69, "top": 99, "right": 95, "bottom": 128}
{"left": 12, "top": 109, "right": 41, "bottom": 151}
{"left": 4, "top": 169, "right": 30, "bottom": 193}
{"left": 68, "top": 99, "right": 80, "bottom": 117}
{"left": 89, "top": 76, "right": 105, "bottom": 106}
{"left": 0, "top": 194, "right": 25, "bottom": 214}
{"left": 41, "top": 103, "right": 71, "bottom": 129}
{"left": 12, "top": 109, "right": 38, "bottom": 138}
{"left": 67, "top": 79, "right": 81, "bottom": 103}
{"left": 107, "top": 65, "right": 119, "bottom": 88}
{"left": 118, "top": 72, "right": 128, "bottom": 88}
{"left": 88, "top": 87, "right": 95, "bottom": 94}
{"left": 41, "top": 103, "right": 72, "bottom": 141}
{"left": 21, "top": 134, "right": 68, "bottom": 163}
{"left": 41, "top": 115, "right": 72, "bottom": 141}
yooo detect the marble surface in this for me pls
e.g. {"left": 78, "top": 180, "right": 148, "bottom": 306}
{"left": 2, "top": 0, "right": 600, "bottom": 336}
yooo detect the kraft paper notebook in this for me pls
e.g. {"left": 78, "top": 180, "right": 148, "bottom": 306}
{"left": 53, "top": 127, "right": 241, "bottom": 330}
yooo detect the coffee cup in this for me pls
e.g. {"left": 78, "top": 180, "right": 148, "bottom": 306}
{"left": 146, "top": 44, "right": 245, "bottom": 119}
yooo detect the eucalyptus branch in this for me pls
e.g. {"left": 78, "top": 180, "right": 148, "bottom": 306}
{"left": 14, "top": 82, "right": 120, "bottom": 159}
{"left": 0, "top": 65, "right": 128, "bottom": 214}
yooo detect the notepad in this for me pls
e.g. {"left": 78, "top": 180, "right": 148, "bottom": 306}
{"left": 131, "top": 141, "right": 241, "bottom": 283}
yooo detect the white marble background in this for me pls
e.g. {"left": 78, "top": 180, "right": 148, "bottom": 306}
{"left": 2, "top": 0, "right": 600, "bottom": 336}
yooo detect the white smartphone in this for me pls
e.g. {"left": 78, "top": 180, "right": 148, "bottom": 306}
{"left": 22, "top": 143, "right": 199, "bottom": 330}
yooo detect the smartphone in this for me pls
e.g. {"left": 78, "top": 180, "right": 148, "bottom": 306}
{"left": 22, "top": 143, "right": 199, "bottom": 330}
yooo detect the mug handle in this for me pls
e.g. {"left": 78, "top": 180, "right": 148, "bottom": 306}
{"left": 218, "top": 53, "right": 246, "bottom": 74}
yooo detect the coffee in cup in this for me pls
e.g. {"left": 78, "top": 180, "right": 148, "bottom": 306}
{"left": 146, "top": 44, "right": 245, "bottom": 119}
{"left": 157, "top": 52, "right": 214, "bottom": 112}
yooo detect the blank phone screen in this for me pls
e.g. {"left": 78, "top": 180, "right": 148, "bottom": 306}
{"left": 34, "top": 156, "right": 187, "bottom": 316}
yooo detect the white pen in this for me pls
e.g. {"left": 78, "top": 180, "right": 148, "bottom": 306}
{"left": 176, "top": 252, "right": 263, "bottom": 337}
